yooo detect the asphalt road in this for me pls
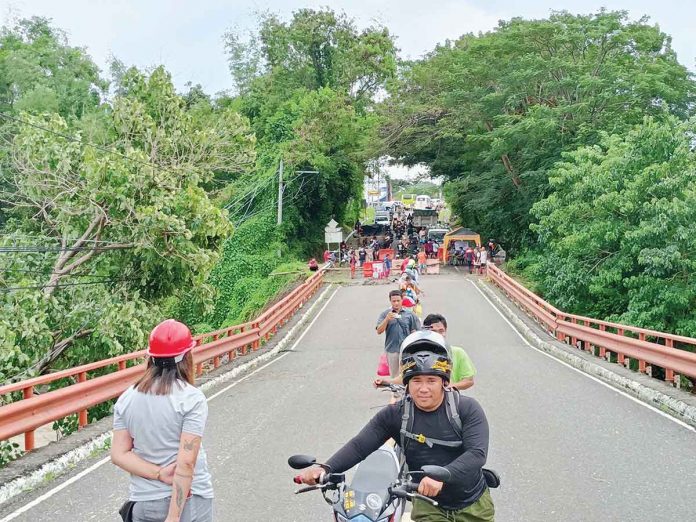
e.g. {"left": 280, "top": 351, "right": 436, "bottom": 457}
{"left": 1, "top": 274, "right": 695, "bottom": 521}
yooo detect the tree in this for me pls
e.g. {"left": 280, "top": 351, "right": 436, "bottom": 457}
{"left": 0, "top": 17, "right": 106, "bottom": 118}
{"left": 0, "top": 67, "right": 255, "bottom": 379}
{"left": 381, "top": 10, "right": 696, "bottom": 252}
{"left": 530, "top": 115, "right": 696, "bottom": 337}
{"left": 226, "top": 8, "right": 397, "bottom": 106}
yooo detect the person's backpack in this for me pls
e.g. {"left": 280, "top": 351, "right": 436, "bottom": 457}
{"left": 398, "top": 390, "right": 501, "bottom": 489}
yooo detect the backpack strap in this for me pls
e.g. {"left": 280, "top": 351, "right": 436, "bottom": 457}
{"left": 399, "top": 430, "right": 463, "bottom": 449}
{"left": 444, "top": 389, "right": 463, "bottom": 438}
{"left": 399, "top": 396, "right": 413, "bottom": 454}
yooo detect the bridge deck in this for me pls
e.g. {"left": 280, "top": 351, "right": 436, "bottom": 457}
{"left": 1, "top": 275, "right": 695, "bottom": 521}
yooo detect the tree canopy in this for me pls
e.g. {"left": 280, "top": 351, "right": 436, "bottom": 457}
{"left": 381, "top": 10, "right": 696, "bottom": 252}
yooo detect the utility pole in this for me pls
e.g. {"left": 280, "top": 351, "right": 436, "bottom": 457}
{"left": 277, "top": 158, "right": 284, "bottom": 226}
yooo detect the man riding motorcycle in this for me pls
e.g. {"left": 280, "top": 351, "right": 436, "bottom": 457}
{"left": 298, "top": 331, "right": 495, "bottom": 521}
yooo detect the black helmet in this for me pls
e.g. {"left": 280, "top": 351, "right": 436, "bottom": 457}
{"left": 399, "top": 331, "right": 451, "bottom": 385}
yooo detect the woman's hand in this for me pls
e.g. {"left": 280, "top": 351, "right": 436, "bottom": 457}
{"left": 158, "top": 462, "right": 177, "bottom": 485}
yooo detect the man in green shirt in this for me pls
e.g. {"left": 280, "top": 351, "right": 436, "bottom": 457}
{"left": 374, "top": 313, "right": 476, "bottom": 391}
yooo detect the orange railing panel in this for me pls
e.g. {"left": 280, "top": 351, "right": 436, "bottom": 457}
{"left": 486, "top": 264, "right": 696, "bottom": 384}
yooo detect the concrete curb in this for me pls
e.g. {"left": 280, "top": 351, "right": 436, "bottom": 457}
{"left": 476, "top": 279, "right": 696, "bottom": 430}
{"left": 0, "top": 283, "right": 336, "bottom": 508}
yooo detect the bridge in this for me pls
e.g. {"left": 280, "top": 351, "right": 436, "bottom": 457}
{"left": 0, "top": 268, "right": 695, "bottom": 521}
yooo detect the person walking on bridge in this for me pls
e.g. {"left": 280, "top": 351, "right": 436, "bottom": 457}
{"left": 299, "top": 331, "right": 495, "bottom": 521}
{"left": 376, "top": 289, "right": 421, "bottom": 377}
{"left": 111, "top": 319, "right": 214, "bottom": 522}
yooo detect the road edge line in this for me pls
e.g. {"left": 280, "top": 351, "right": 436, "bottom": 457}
{"left": 0, "top": 284, "right": 338, "bottom": 518}
{"left": 471, "top": 279, "right": 696, "bottom": 432}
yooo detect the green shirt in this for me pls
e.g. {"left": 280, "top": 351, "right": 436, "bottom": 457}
{"left": 450, "top": 345, "right": 476, "bottom": 382}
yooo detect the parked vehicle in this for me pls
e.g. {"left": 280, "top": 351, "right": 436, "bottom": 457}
{"left": 414, "top": 195, "right": 433, "bottom": 210}
{"left": 427, "top": 227, "right": 449, "bottom": 243}
{"left": 412, "top": 209, "right": 438, "bottom": 228}
{"left": 375, "top": 209, "right": 392, "bottom": 226}
{"left": 401, "top": 194, "right": 416, "bottom": 208}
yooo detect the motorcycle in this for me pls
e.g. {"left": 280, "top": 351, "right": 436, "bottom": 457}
{"left": 289, "top": 450, "right": 450, "bottom": 522}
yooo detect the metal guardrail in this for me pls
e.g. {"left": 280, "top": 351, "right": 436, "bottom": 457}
{"left": 0, "top": 270, "right": 325, "bottom": 451}
{"left": 487, "top": 264, "right": 696, "bottom": 386}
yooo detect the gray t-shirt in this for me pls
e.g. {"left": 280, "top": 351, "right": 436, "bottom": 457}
{"left": 113, "top": 382, "right": 214, "bottom": 501}
{"left": 376, "top": 308, "right": 421, "bottom": 353}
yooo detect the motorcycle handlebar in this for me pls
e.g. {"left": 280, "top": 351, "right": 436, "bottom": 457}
{"left": 293, "top": 472, "right": 345, "bottom": 487}
{"left": 389, "top": 484, "right": 438, "bottom": 507}
{"left": 375, "top": 382, "right": 406, "bottom": 393}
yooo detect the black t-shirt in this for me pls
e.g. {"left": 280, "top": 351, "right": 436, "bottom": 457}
{"left": 326, "top": 395, "right": 489, "bottom": 510}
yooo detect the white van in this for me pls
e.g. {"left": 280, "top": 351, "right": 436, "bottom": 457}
{"left": 414, "top": 195, "right": 433, "bottom": 210}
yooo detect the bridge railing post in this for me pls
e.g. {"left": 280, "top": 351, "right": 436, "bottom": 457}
{"left": 23, "top": 385, "right": 35, "bottom": 451}
{"left": 78, "top": 372, "right": 88, "bottom": 429}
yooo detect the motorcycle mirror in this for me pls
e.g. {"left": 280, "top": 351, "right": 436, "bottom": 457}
{"left": 421, "top": 465, "right": 451, "bottom": 482}
{"left": 288, "top": 455, "right": 317, "bottom": 469}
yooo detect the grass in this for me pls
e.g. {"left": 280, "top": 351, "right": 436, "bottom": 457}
{"left": 361, "top": 206, "right": 375, "bottom": 224}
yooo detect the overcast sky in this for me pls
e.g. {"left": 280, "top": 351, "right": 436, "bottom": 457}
{"left": 3, "top": 0, "right": 694, "bottom": 180}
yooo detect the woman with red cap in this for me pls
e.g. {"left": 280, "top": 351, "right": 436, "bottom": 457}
{"left": 111, "top": 319, "right": 213, "bottom": 522}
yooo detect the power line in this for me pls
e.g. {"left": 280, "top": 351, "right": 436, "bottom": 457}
{"left": 0, "top": 235, "right": 133, "bottom": 245}
{"left": 0, "top": 277, "right": 134, "bottom": 292}
{"left": 0, "top": 244, "right": 134, "bottom": 253}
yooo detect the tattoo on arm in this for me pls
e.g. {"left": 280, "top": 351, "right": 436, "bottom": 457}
{"left": 175, "top": 481, "right": 185, "bottom": 511}
{"left": 183, "top": 438, "right": 195, "bottom": 451}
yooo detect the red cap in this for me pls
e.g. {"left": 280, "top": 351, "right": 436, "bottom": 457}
{"left": 148, "top": 319, "right": 196, "bottom": 358}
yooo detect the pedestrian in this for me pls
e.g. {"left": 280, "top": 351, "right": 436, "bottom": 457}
{"left": 384, "top": 254, "right": 392, "bottom": 279}
{"left": 432, "top": 240, "right": 439, "bottom": 260}
{"left": 479, "top": 246, "right": 488, "bottom": 275}
{"left": 308, "top": 258, "right": 319, "bottom": 272}
{"left": 375, "top": 289, "right": 420, "bottom": 377}
{"left": 323, "top": 249, "right": 331, "bottom": 264}
{"left": 417, "top": 249, "right": 428, "bottom": 275}
{"left": 464, "top": 245, "right": 475, "bottom": 274}
{"left": 424, "top": 239, "right": 433, "bottom": 259}
{"left": 111, "top": 319, "right": 214, "bottom": 522}
{"left": 349, "top": 252, "right": 357, "bottom": 278}
{"left": 358, "top": 247, "right": 367, "bottom": 267}
{"left": 473, "top": 247, "right": 481, "bottom": 273}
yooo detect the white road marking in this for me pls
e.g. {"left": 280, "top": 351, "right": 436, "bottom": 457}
{"left": 0, "top": 286, "right": 341, "bottom": 522}
{"left": 470, "top": 280, "right": 695, "bottom": 433}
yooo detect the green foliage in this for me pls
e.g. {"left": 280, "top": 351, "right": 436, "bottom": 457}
{"left": 382, "top": 10, "right": 696, "bottom": 253}
{"left": 530, "top": 116, "right": 696, "bottom": 336}
{"left": 227, "top": 9, "right": 397, "bottom": 106}
{"left": 0, "top": 440, "right": 22, "bottom": 467}
{"left": 225, "top": 8, "right": 397, "bottom": 252}
{"left": 0, "top": 61, "right": 254, "bottom": 381}
{"left": 0, "top": 17, "right": 106, "bottom": 118}
{"left": 176, "top": 213, "right": 308, "bottom": 330}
